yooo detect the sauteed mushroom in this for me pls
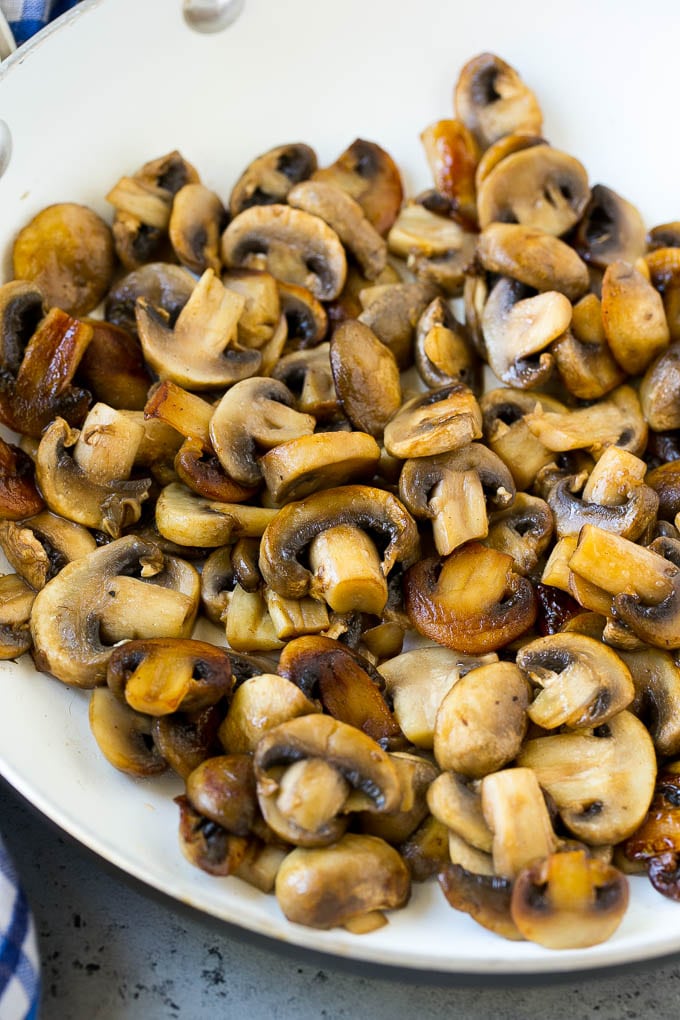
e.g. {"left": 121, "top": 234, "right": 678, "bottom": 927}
{"left": 454, "top": 53, "right": 542, "bottom": 149}
{"left": 105, "top": 262, "right": 196, "bottom": 336}
{"left": 329, "top": 320, "right": 402, "bottom": 437}
{"left": 312, "top": 138, "right": 403, "bottom": 236}
{"left": 477, "top": 224, "right": 589, "bottom": 301}
{"left": 229, "top": 142, "right": 318, "bottom": 217}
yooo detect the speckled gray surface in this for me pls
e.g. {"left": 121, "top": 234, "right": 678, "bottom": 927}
{"left": 2, "top": 779, "right": 680, "bottom": 1020}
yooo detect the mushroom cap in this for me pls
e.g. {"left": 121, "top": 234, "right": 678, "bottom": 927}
{"left": 169, "top": 183, "right": 226, "bottom": 275}
{"left": 546, "top": 476, "right": 659, "bottom": 542}
{"left": 259, "top": 484, "right": 420, "bottom": 600}
{"left": 89, "top": 687, "right": 166, "bottom": 777}
{"left": 185, "top": 754, "right": 258, "bottom": 836}
{"left": 259, "top": 430, "right": 381, "bottom": 504}
{"left": 229, "top": 142, "right": 318, "bottom": 218}
{"left": 357, "top": 281, "right": 440, "bottom": 369}
{"left": 454, "top": 52, "right": 543, "bottom": 149}
{"left": 414, "top": 296, "right": 480, "bottom": 392}
{"left": 477, "top": 224, "right": 589, "bottom": 301}
{"left": 221, "top": 204, "right": 347, "bottom": 300}
{"left": 383, "top": 383, "right": 483, "bottom": 459}
{"left": 311, "top": 138, "right": 404, "bottom": 236}
{"left": 105, "top": 262, "right": 196, "bottom": 336}
{"left": 573, "top": 184, "right": 647, "bottom": 269}
{"left": 601, "top": 260, "right": 670, "bottom": 376}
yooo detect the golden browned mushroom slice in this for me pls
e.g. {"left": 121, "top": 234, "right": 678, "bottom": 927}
{"left": 433, "top": 661, "right": 529, "bottom": 776}
{"left": 477, "top": 224, "right": 589, "bottom": 301}
{"left": 0, "top": 510, "right": 96, "bottom": 591}
{"left": 35, "top": 417, "right": 150, "bottom": 538}
{"left": 259, "top": 484, "right": 419, "bottom": 601}
{"left": 329, "top": 320, "right": 401, "bottom": 437}
{"left": 218, "top": 672, "right": 318, "bottom": 754}
{"left": 420, "top": 119, "right": 480, "bottom": 226}
{"left": 481, "top": 277, "right": 571, "bottom": 389}
{"left": 144, "top": 379, "right": 213, "bottom": 443}
{"left": 404, "top": 543, "right": 536, "bottom": 654}
{"left": 108, "top": 150, "right": 199, "bottom": 270}
{"left": 221, "top": 269, "right": 281, "bottom": 349}
{"left": 545, "top": 473, "right": 658, "bottom": 542}
{"left": 223, "top": 584, "right": 285, "bottom": 653}
{"left": 105, "top": 262, "right": 196, "bottom": 336}
{"left": 155, "top": 483, "right": 276, "bottom": 548}
{"left": 169, "top": 183, "right": 227, "bottom": 274}
{"left": 260, "top": 430, "right": 381, "bottom": 504}
{"left": 480, "top": 388, "right": 568, "bottom": 491}
{"left": 288, "top": 180, "right": 387, "bottom": 281}
{"left": 601, "top": 260, "right": 670, "bottom": 374}
{"left": 481, "top": 768, "right": 557, "bottom": 879}
{"left": 619, "top": 646, "right": 680, "bottom": 756}
{"left": 477, "top": 145, "right": 590, "bottom": 236}
{"left": 474, "top": 132, "right": 547, "bottom": 189}
{"left": 640, "top": 344, "right": 680, "bottom": 431}
{"left": 399, "top": 442, "right": 515, "bottom": 555}
{"left": 229, "top": 142, "right": 317, "bottom": 217}
{"left": 276, "top": 280, "right": 327, "bottom": 349}
{"left": 276, "top": 832, "right": 410, "bottom": 931}
{"left": 0, "top": 436, "right": 44, "bottom": 520}
{"left": 517, "top": 633, "right": 635, "bottom": 730}
{"left": 175, "top": 794, "right": 249, "bottom": 877}
{"left": 12, "top": 202, "right": 115, "bottom": 316}
{"left": 518, "top": 710, "right": 656, "bottom": 845}
{"left": 221, "top": 205, "right": 347, "bottom": 300}
{"left": 383, "top": 383, "right": 483, "bottom": 459}
{"left": 551, "top": 293, "right": 627, "bottom": 400}
{"left": 646, "top": 247, "right": 680, "bottom": 342}
{"left": 608, "top": 535, "right": 680, "bottom": 649}
{"left": 438, "top": 863, "right": 522, "bottom": 940}
{"left": 277, "top": 635, "right": 403, "bottom": 748}
{"left": 415, "top": 297, "right": 480, "bottom": 393}
{"left": 31, "top": 535, "right": 200, "bottom": 687}
{"left": 360, "top": 752, "right": 439, "bottom": 844}
{"left": 387, "top": 200, "right": 477, "bottom": 295}
{"left": 89, "top": 687, "right": 167, "bottom": 777}
{"left": 174, "top": 436, "right": 258, "bottom": 503}
{"left": 623, "top": 765, "right": 680, "bottom": 888}
{"left": 272, "top": 343, "right": 339, "bottom": 420}
{"left": 312, "top": 138, "right": 403, "bottom": 236}
{"left": 427, "top": 772, "right": 493, "bottom": 853}
{"left": 209, "top": 376, "right": 315, "bottom": 487}
{"left": 106, "top": 637, "right": 233, "bottom": 716}
{"left": 485, "top": 492, "right": 553, "bottom": 576}
{"left": 136, "top": 268, "right": 261, "bottom": 390}
{"left": 77, "top": 319, "right": 152, "bottom": 411}
{"left": 511, "top": 850, "right": 629, "bottom": 949}
{"left": 573, "top": 184, "right": 647, "bottom": 269}
{"left": 357, "top": 281, "right": 439, "bottom": 369}
{"left": 454, "top": 53, "right": 542, "bottom": 149}
{"left": 185, "top": 753, "right": 258, "bottom": 836}
{"left": 524, "top": 384, "right": 648, "bottom": 459}
{"left": 200, "top": 541, "right": 263, "bottom": 626}
{"left": 0, "top": 574, "right": 36, "bottom": 658}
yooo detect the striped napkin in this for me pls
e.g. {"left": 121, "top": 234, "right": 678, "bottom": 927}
{"left": 0, "top": 0, "right": 81, "bottom": 47}
{"left": 0, "top": 836, "right": 39, "bottom": 1020}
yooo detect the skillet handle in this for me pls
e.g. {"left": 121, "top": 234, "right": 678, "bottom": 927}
{"left": 183, "top": 0, "right": 245, "bottom": 32}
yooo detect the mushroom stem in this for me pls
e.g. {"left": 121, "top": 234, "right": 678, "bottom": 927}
{"left": 429, "top": 468, "right": 488, "bottom": 554}
{"left": 309, "top": 524, "right": 388, "bottom": 614}
{"left": 569, "top": 525, "right": 675, "bottom": 604}
{"left": 481, "top": 768, "right": 557, "bottom": 879}
{"left": 144, "top": 380, "right": 214, "bottom": 443}
{"left": 73, "top": 402, "right": 144, "bottom": 483}
{"left": 98, "top": 576, "right": 197, "bottom": 643}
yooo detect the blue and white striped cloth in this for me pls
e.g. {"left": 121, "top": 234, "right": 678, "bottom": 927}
{"left": 0, "top": 837, "right": 39, "bottom": 1020}
{"left": 0, "top": 0, "right": 81, "bottom": 46}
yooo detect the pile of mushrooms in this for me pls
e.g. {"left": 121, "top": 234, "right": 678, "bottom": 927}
{"left": 4, "top": 51, "right": 680, "bottom": 950}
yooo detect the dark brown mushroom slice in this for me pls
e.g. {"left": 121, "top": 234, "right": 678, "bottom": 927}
{"left": 602, "top": 260, "right": 670, "bottom": 375}
{"left": 106, "top": 637, "right": 233, "bottom": 716}
{"left": 648, "top": 852, "right": 680, "bottom": 900}
{"left": 329, "top": 320, "right": 401, "bottom": 437}
{"left": 0, "top": 437, "right": 44, "bottom": 520}
{"left": 277, "top": 635, "right": 404, "bottom": 749}
{"left": 174, "top": 436, "right": 259, "bottom": 503}
{"left": 12, "top": 202, "right": 116, "bottom": 316}
{"left": 311, "top": 138, "right": 403, "bottom": 236}
{"left": 511, "top": 850, "right": 629, "bottom": 949}
{"left": 0, "top": 280, "right": 45, "bottom": 375}
{"left": 199, "top": 545, "right": 235, "bottom": 624}
{"left": 477, "top": 223, "right": 589, "bottom": 301}
{"left": 572, "top": 184, "right": 647, "bottom": 269}
{"left": 454, "top": 52, "right": 542, "bottom": 150}
{"left": 551, "top": 293, "right": 626, "bottom": 400}
{"left": 647, "top": 460, "right": 680, "bottom": 521}
{"left": 258, "top": 484, "right": 420, "bottom": 601}
{"left": 485, "top": 492, "right": 554, "bottom": 576}
{"left": 105, "top": 263, "right": 196, "bottom": 336}
{"left": 357, "top": 280, "right": 440, "bottom": 369}
{"left": 649, "top": 223, "right": 680, "bottom": 250}
{"left": 398, "top": 815, "right": 450, "bottom": 882}
{"left": 76, "top": 319, "right": 152, "bottom": 411}
{"left": 169, "top": 183, "right": 227, "bottom": 274}
{"left": 220, "top": 204, "right": 347, "bottom": 301}
{"left": 414, "top": 297, "right": 480, "bottom": 392}
{"left": 420, "top": 118, "right": 480, "bottom": 226}
{"left": 277, "top": 281, "right": 327, "bottom": 349}
{"left": 534, "top": 582, "right": 582, "bottom": 636}
{"left": 176, "top": 794, "right": 249, "bottom": 877}
{"left": 438, "top": 863, "right": 522, "bottom": 940}
{"left": 152, "top": 702, "right": 225, "bottom": 779}
{"left": 546, "top": 476, "right": 659, "bottom": 542}
{"left": 477, "top": 145, "right": 590, "bottom": 236}
{"left": 624, "top": 766, "right": 680, "bottom": 866}
{"left": 404, "top": 542, "right": 537, "bottom": 654}
{"left": 0, "top": 574, "right": 35, "bottom": 659}
{"left": 231, "top": 537, "right": 262, "bottom": 593}
{"left": 89, "top": 687, "right": 166, "bottom": 776}
{"left": 229, "top": 143, "right": 318, "bottom": 218}
{"left": 185, "top": 753, "right": 258, "bottom": 836}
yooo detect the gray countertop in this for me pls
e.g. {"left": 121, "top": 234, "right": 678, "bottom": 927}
{"left": 2, "top": 778, "right": 680, "bottom": 1020}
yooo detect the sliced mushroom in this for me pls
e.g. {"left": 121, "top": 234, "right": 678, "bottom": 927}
{"left": 511, "top": 850, "right": 629, "bottom": 949}
{"left": 400, "top": 815, "right": 451, "bottom": 882}
{"left": 185, "top": 754, "right": 258, "bottom": 837}
{"left": 360, "top": 752, "right": 438, "bottom": 844}
{"left": 208, "top": 376, "right": 315, "bottom": 487}
{"left": 259, "top": 430, "right": 381, "bottom": 504}
{"left": 12, "top": 202, "right": 116, "bottom": 316}
{"left": 0, "top": 574, "right": 35, "bottom": 658}
{"left": 155, "top": 482, "right": 276, "bottom": 548}
{"left": 144, "top": 379, "right": 213, "bottom": 443}
{"left": 427, "top": 772, "right": 493, "bottom": 853}
{"left": 573, "top": 184, "right": 647, "bottom": 269}
{"left": 433, "top": 661, "right": 529, "bottom": 777}
{"left": 229, "top": 142, "right": 317, "bottom": 217}
{"left": 601, "top": 260, "right": 670, "bottom": 375}
{"left": 517, "top": 633, "right": 635, "bottom": 730}
{"left": 485, "top": 493, "right": 554, "bottom": 576}
{"left": 386, "top": 201, "right": 477, "bottom": 294}
{"left": 357, "top": 281, "right": 439, "bottom": 369}
{"left": 524, "top": 384, "right": 647, "bottom": 459}
{"left": 480, "top": 388, "right": 568, "bottom": 491}
{"left": 623, "top": 766, "right": 680, "bottom": 873}
{"left": 77, "top": 319, "right": 152, "bottom": 411}
{"left": 31, "top": 535, "right": 200, "bottom": 687}
{"left": 474, "top": 132, "right": 548, "bottom": 189}
{"left": 223, "top": 584, "right": 284, "bottom": 653}
{"left": 546, "top": 476, "right": 658, "bottom": 542}
{"left": 174, "top": 436, "right": 258, "bottom": 503}
{"left": 312, "top": 139, "right": 403, "bottom": 236}
{"left": 221, "top": 268, "right": 281, "bottom": 349}
{"left": 640, "top": 344, "right": 680, "bottom": 432}
{"left": 477, "top": 145, "right": 590, "bottom": 236}
{"left": 259, "top": 484, "right": 419, "bottom": 601}
{"left": 105, "top": 262, "right": 196, "bottom": 336}
{"left": 406, "top": 543, "right": 536, "bottom": 654}
{"left": 619, "top": 646, "right": 680, "bottom": 756}
{"left": 383, "top": 383, "right": 483, "bottom": 459}
{"left": 517, "top": 710, "right": 656, "bottom": 844}
{"left": 478, "top": 223, "right": 589, "bottom": 302}
{"left": 454, "top": 53, "right": 542, "bottom": 149}
{"left": 414, "top": 297, "right": 480, "bottom": 392}
{"left": 0, "top": 510, "right": 96, "bottom": 591}
{"left": 329, "top": 320, "right": 401, "bottom": 437}
{"left": 175, "top": 794, "right": 249, "bottom": 877}
{"left": 399, "top": 442, "right": 515, "bottom": 555}
{"left": 551, "top": 293, "right": 626, "bottom": 400}
{"left": 264, "top": 587, "right": 330, "bottom": 641}
{"left": 106, "top": 638, "right": 232, "bottom": 716}
{"left": 89, "top": 687, "right": 166, "bottom": 776}
{"left": 271, "top": 343, "right": 338, "bottom": 420}
{"left": 218, "top": 672, "right": 318, "bottom": 755}
{"left": 169, "top": 183, "right": 226, "bottom": 274}
{"left": 275, "top": 833, "right": 410, "bottom": 930}
{"left": 646, "top": 247, "right": 680, "bottom": 343}
{"left": 481, "top": 768, "right": 557, "bottom": 879}
{"left": 482, "top": 276, "right": 571, "bottom": 388}
{"left": 420, "top": 118, "right": 480, "bottom": 226}
{"left": 438, "top": 863, "right": 521, "bottom": 940}
{"left": 136, "top": 267, "right": 261, "bottom": 390}
{"left": 0, "top": 437, "right": 44, "bottom": 521}
{"left": 221, "top": 204, "right": 347, "bottom": 300}
{"left": 611, "top": 535, "right": 680, "bottom": 649}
